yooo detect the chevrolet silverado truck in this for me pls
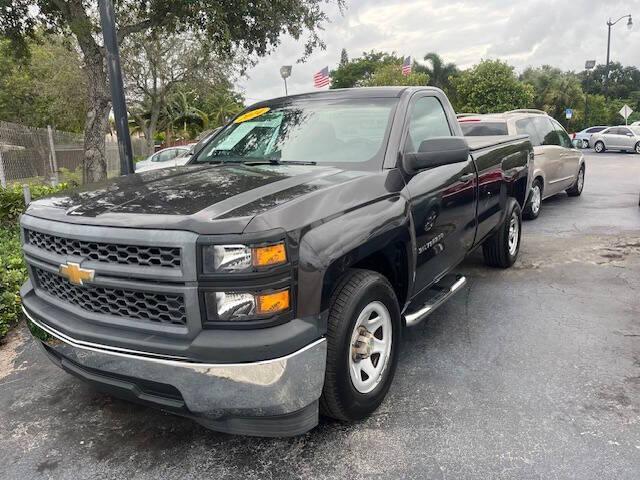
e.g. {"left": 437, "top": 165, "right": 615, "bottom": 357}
{"left": 21, "top": 87, "right": 532, "bottom": 437}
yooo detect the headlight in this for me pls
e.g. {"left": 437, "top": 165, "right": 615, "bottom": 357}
{"left": 204, "top": 288, "right": 291, "bottom": 322}
{"left": 202, "top": 242, "right": 287, "bottom": 273}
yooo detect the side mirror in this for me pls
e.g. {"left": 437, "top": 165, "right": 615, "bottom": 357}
{"left": 404, "top": 137, "right": 470, "bottom": 174}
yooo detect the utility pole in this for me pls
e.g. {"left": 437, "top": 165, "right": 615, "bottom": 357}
{"left": 584, "top": 60, "right": 596, "bottom": 128}
{"left": 98, "top": 0, "right": 135, "bottom": 175}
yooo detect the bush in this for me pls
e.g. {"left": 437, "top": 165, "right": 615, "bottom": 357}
{"left": 0, "top": 227, "right": 27, "bottom": 338}
{"left": 0, "top": 183, "right": 69, "bottom": 226}
{"left": 0, "top": 182, "right": 69, "bottom": 339}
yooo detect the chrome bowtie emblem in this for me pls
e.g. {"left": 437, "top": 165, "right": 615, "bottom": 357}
{"left": 59, "top": 262, "right": 95, "bottom": 286}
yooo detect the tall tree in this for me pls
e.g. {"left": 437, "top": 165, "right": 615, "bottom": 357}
{"left": 0, "top": 35, "right": 87, "bottom": 131}
{"left": 330, "top": 51, "right": 402, "bottom": 89}
{"left": 521, "top": 65, "right": 584, "bottom": 128}
{"left": 1, "top": 0, "right": 339, "bottom": 182}
{"left": 122, "top": 31, "right": 239, "bottom": 155}
{"left": 362, "top": 63, "right": 429, "bottom": 87}
{"left": 339, "top": 47, "right": 348, "bottom": 66}
{"left": 415, "top": 52, "right": 458, "bottom": 92}
{"left": 452, "top": 59, "right": 534, "bottom": 113}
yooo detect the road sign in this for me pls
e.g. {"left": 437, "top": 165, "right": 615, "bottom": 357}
{"left": 619, "top": 104, "right": 633, "bottom": 125}
{"left": 565, "top": 108, "right": 573, "bottom": 119}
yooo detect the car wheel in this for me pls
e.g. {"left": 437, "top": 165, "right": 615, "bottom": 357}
{"left": 582, "top": 139, "right": 589, "bottom": 149}
{"left": 594, "top": 141, "right": 605, "bottom": 153}
{"left": 635, "top": 142, "right": 640, "bottom": 154}
{"left": 566, "top": 164, "right": 585, "bottom": 197}
{"left": 523, "top": 179, "right": 543, "bottom": 220}
{"left": 320, "top": 269, "right": 401, "bottom": 421}
{"left": 482, "top": 198, "right": 522, "bottom": 268}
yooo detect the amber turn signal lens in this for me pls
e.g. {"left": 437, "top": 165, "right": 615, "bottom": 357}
{"left": 256, "top": 289, "right": 290, "bottom": 315}
{"left": 252, "top": 243, "right": 287, "bottom": 267}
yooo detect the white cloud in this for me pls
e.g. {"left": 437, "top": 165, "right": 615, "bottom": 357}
{"left": 238, "top": 0, "right": 640, "bottom": 104}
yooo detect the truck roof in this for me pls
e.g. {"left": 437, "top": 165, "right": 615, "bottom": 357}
{"left": 248, "top": 86, "right": 444, "bottom": 108}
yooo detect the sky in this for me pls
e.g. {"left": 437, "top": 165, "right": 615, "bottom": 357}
{"left": 238, "top": 0, "right": 640, "bottom": 104}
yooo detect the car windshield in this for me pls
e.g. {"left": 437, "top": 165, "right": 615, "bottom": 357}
{"left": 459, "top": 121, "right": 508, "bottom": 136}
{"left": 193, "top": 98, "right": 398, "bottom": 168}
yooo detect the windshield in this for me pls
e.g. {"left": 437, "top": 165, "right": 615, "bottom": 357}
{"left": 193, "top": 98, "right": 397, "bottom": 168}
{"left": 459, "top": 121, "right": 508, "bottom": 136}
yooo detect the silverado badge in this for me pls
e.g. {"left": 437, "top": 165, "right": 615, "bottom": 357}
{"left": 59, "top": 262, "right": 95, "bottom": 286}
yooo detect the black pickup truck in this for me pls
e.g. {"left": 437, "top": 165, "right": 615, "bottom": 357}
{"left": 20, "top": 87, "right": 531, "bottom": 436}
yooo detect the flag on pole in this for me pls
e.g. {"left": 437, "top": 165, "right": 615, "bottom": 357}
{"left": 313, "top": 66, "right": 331, "bottom": 88}
{"left": 402, "top": 56, "right": 412, "bottom": 76}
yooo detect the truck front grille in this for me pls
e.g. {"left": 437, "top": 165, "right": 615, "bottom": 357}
{"left": 26, "top": 229, "right": 181, "bottom": 268}
{"left": 34, "top": 268, "right": 187, "bottom": 326}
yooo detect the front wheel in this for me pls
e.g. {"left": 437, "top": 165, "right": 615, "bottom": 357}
{"left": 582, "top": 139, "right": 589, "bottom": 149}
{"left": 566, "top": 164, "right": 585, "bottom": 197}
{"left": 320, "top": 269, "right": 401, "bottom": 421}
{"left": 594, "top": 141, "right": 605, "bottom": 153}
{"left": 482, "top": 198, "right": 522, "bottom": 268}
{"left": 635, "top": 142, "right": 640, "bottom": 154}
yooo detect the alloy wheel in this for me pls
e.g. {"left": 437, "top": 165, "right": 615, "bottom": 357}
{"left": 508, "top": 212, "right": 520, "bottom": 256}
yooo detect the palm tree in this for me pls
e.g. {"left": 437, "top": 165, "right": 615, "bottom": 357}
{"left": 418, "top": 52, "right": 458, "bottom": 92}
{"left": 164, "top": 90, "right": 208, "bottom": 140}
{"left": 208, "top": 92, "right": 243, "bottom": 126}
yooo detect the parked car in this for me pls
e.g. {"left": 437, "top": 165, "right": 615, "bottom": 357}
{"left": 459, "top": 109, "right": 585, "bottom": 220}
{"left": 134, "top": 145, "right": 192, "bottom": 172}
{"left": 20, "top": 87, "right": 531, "bottom": 437}
{"left": 591, "top": 126, "right": 640, "bottom": 154}
{"left": 631, "top": 121, "right": 640, "bottom": 126}
{"left": 573, "top": 125, "right": 608, "bottom": 148}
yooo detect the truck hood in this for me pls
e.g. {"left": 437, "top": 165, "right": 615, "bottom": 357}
{"left": 24, "top": 163, "right": 372, "bottom": 234}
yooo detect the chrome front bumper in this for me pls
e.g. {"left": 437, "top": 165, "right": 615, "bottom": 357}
{"left": 24, "top": 308, "right": 327, "bottom": 436}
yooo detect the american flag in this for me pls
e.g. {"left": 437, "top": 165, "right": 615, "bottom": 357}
{"left": 313, "top": 66, "right": 331, "bottom": 88}
{"left": 402, "top": 56, "right": 412, "bottom": 76}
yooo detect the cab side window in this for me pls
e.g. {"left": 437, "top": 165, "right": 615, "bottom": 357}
{"left": 405, "top": 96, "right": 452, "bottom": 153}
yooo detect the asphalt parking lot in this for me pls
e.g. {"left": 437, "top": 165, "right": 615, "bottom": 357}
{"left": 1, "top": 150, "right": 639, "bottom": 479}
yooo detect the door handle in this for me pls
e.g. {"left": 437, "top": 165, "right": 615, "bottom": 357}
{"left": 459, "top": 173, "right": 475, "bottom": 183}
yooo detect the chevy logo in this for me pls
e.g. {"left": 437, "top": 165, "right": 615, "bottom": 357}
{"left": 59, "top": 262, "right": 95, "bottom": 286}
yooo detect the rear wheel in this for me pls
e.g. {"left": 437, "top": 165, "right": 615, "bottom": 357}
{"left": 320, "top": 269, "right": 401, "bottom": 421}
{"left": 523, "top": 179, "right": 542, "bottom": 220}
{"left": 594, "top": 141, "right": 605, "bottom": 153}
{"left": 566, "top": 164, "right": 585, "bottom": 197}
{"left": 483, "top": 198, "right": 522, "bottom": 268}
{"left": 635, "top": 142, "right": 640, "bottom": 154}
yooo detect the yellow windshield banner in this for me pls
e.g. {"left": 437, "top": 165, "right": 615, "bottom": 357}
{"left": 234, "top": 107, "right": 270, "bottom": 124}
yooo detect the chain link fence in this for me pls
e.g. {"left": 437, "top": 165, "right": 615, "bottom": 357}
{"left": 0, "top": 121, "right": 147, "bottom": 187}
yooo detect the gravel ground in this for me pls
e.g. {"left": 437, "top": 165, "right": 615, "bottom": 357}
{"left": 1, "top": 151, "right": 639, "bottom": 479}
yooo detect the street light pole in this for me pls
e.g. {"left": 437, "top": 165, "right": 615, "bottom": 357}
{"left": 98, "top": 0, "right": 135, "bottom": 176}
{"left": 584, "top": 60, "right": 596, "bottom": 128}
{"left": 604, "top": 14, "right": 632, "bottom": 99}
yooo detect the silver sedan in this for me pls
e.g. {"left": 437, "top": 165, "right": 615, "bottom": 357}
{"left": 591, "top": 126, "right": 640, "bottom": 154}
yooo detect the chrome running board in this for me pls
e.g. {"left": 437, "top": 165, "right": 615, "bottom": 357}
{"left": 404, "top": 275, "right": 467, "bottom": 327}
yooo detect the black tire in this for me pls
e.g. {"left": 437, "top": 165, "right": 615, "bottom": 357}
{"left": 594, "top": 141, "right": 605, "bottom": 153}
{"left": 482, "top": 198, "right": 522, "bottom": 268}
{"left": 635, "top": 142, "right": 640, "bottom": 154}
{"left": 523, "top": 179, "right": 543, "bottom": 220}
{"left": 582, "top": 139, "right": 589, "bottom": 149}
{"left": 320, "top": 269, "right": 401, "bottom": 422}
{"left": 566, "top": 164, "right": 585, "bottom": 197}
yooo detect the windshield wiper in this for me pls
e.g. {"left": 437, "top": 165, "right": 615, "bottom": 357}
{"left": 243, "top": 159, "right": 317, "bottom": 166}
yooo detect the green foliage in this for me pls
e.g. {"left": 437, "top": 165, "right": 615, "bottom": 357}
{"left": 0, "top": 35, "right": 87, "bottom": 131}
{"left": 521, "top": 65, "right": 584, "bottom": 129}
{"left": 414, "top": 52, "right": 458, "bottom": 93}
{"left": 0, "top": 182, "right": 68, "bottom": 339}
{"left": 330, "top": 51, "right": 403, "bottom": 89}
{"left": 580, "top": 62, "right": 640, "bottom": 100}
{"left": 362, "top": 63, "right": 429, "bottom": 87}
{"left": 0, "top": 226, "right": 26, "bottom": 339}
{"left": 0, "top": 183, "right": 68, "bottom": 226}
{"left": 452, "top": 59, "right": 534, "bottom": 113}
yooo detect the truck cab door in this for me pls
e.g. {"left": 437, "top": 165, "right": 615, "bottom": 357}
{"left": 402, "top": 94, "right": 477, "bottom": 297}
